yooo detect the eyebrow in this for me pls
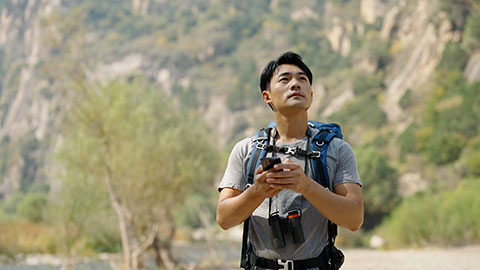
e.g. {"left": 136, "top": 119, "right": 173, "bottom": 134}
{"left": 277, "top": 71, "right": 307, "bottom": 78}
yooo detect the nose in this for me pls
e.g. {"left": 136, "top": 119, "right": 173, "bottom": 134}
{"left": 290, "top": 78, "right": 301, "bottom": 90}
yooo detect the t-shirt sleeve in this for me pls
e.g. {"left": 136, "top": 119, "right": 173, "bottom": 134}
{"left": 332, "top": 139, "right": 362, "bottom": 188}
{"left": 217, "top": 138, "right": 250, "bottom": 192}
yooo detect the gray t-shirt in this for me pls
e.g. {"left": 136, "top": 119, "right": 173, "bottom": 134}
{"left": 218, "top": 128, "right": 362, "bottom": 260}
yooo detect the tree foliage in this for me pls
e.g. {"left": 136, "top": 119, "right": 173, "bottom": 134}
{"left": 418, "top": 72, "right": 480, "bottom": 165}
{"left": 380, "top": 179, "right": 480, "bottom": 247}
{"left": 355, "top": 146, "right": 399, "bottom": 230}
{"left": 462, "top": 7, "right": 480, "bottom": 52}
{"left": 55, "top": 77, "right": 219, "bottom": 267}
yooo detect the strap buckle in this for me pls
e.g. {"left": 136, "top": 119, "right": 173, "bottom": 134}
{"left": 257, "top": 143, "right": 268, "bottom": 150}
{"left": 254, "top": 136, "right": 268, "bottom": 142}
{"left": 315, "top": 141, "right": 325, "bottom": 147}
{"left": 310, "top": 150, "right": 321, "bottom": 158}
{"left": 277, "top": 259, "right": 294, "bottom": 270}
{"left": 285, "top": 147, "right": 297, "bottom": 155}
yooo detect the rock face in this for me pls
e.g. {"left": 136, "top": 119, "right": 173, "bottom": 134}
{"left": 326, "top": 23, "right": 351, "bottom": 57}
{"left": 0, "top": 0, "right": 61, "bottom": 198}
{"left": 0, "top": 0, "right": 477, "bottom": 198}
{"left": 321, "top": 87, "right": 355, "bottom": 118}
{"left": 92, "top": 54, "right": 145, "bottom": 83}
{"left": 464, "top": 52, "right": 480, "bottom": 84}
{"left": 381, "top": 1, "right": 454, "bottom": 126}
{"left": 361, "top": 0, "right": 377, "bottom": 24}
{"left": 380, "top": 6, "right": 399, "bottom": 40}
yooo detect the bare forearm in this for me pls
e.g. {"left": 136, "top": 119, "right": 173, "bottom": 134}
{"left": 302, "top": 180, "right": 363, "bottom": 231}
{"left": 216, "top": 187, "right": 265, "bottom": 230}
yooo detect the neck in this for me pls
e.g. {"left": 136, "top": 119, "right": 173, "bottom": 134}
{"left": 274, "top": 111, "right": 309, "bottom": 143}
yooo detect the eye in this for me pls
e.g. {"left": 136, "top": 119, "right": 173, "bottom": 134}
{"left": 279, "top": 77, "right": 289, "bottom": 82}
{"left": 299, "top": 76, "right": 308, "bottom": 81}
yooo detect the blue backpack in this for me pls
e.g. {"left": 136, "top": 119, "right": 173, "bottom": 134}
{"left": 240, "top": 121, "right": 345, "bottom": 269}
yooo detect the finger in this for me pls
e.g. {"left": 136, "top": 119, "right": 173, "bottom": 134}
{"left": 269, "top": 183, "right": 295, "bottom": 190}
{"left": 255, "top": 164, "right": 264, "bottom": 174}
{"left": 267, "top": 170, "right": 298, "bottom": 179}
{"left": 274, "top": 162, "right": 300, "bottom": 171}
{"left": 266, "top": 177, "right": 296, "bottom": 185}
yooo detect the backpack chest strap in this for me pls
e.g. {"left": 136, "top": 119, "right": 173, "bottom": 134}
{"left": 256, "top": 143, "right": 321, "bottom": 158}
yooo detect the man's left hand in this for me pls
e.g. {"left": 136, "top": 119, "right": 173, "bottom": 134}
{"left": 264, "top": 158, "right": 313, "bottom": 194}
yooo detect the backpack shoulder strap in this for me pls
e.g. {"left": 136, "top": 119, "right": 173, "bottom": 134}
{"left": 309, "top": 123, "right": 341, "bottom": 189}
{"left": 241, "top": 127, "right": 271, "bottom": 269}
{"left": 244, "top": 128, "right": 271, "bottom": 185}
{"left": 308, "top": 122, "right": 343, "bottom": 258}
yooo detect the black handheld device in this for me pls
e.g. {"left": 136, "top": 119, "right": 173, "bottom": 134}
{"left": 260, "top": 157, "right": 281, "bottom": 171}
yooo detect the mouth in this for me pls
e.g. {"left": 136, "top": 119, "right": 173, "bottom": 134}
{"left": 288, "top": 92, "right": 304, "bottom": 98}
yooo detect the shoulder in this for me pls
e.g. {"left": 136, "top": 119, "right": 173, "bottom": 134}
{"left": 329, "top": 137, "right": 355, "bottom": 154}
{"left": 329, "top": 137, "right": 351, "bottom": 149}
{"left": 229, "top": 136, "right": 254, "bottom": 160}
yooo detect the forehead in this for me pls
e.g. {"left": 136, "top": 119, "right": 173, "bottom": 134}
{"left": 273, "top": 64, "right": 304, "bottom": 77}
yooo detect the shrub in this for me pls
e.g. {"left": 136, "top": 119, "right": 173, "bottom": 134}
{"left": 379, "top": 179, "right": 480, "bottom": 247}
{"left": 356, "top": 146, "right": 400, "bottom": 230}
{"left": 418, "top": 72, "right": 479, "bottom": 165}
{"left": 329, "top": 94, "right": 387, "bottom": 128}
{"left": 352, "top": 72, "right": 384, "bottom": 96}
{"left": 17, "top": 192, "right": 48, "bottom": 223}
{"left": 0, "top": 221, "right": 56, "bottom": 255}
{"left": 462, "top": 136, "right": 480, "bottom": 177}
{"left": 462, "top": 9, "right": 480, "bottom": 52}
{"left": 437, "top": 42, "right": 468, "bottom": 72}
{"left": 397, "top": 123, "right": 418, "bottom": 161}
{"left": 426, "top": 131, "right": 466, "bottom": 165}
{"left": 398, "top": 89, "right": 415, "bottom": 110}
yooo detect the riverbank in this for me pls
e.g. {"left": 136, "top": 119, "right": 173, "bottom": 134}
{"left": 204, "top": 245, "right": 480, "bottom": 270}
{"left": 340, "top": 245, "right": 480, "bottom": 270}
{"left": 1, "top": 244, "right": 479, "bottom": 270}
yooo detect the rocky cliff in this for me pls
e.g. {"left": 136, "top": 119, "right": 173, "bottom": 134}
{"left": 0, "top": 0, "right": 479, "bottom": 198}
{"left": 0, "top": 0, "right": 63, "bottom": 198}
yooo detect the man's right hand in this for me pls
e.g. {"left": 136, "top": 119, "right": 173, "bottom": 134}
{"left": 217, "top": 165, "right": 284, "bottom": 230}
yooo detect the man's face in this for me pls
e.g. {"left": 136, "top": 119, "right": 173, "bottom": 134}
{"left": 263, "top": 64, "right": 313, "bottom": 113}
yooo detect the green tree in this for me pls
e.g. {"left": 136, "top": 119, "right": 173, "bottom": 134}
{"left": 463, "top": 8, "right": 480, "bottom": 52}
{"left": 56, "top": 78, "right": 219, "bottom": 270}
{"left": 329, "top": 94, "right": 387, "bottom": 128}
{"left": 356, "top": 146, "right": 399, "bottom": 230}
{"left": 419, "top": 72, "right": 479, "bottom": 165}
{"left": 380, "top": 179, "right": 480, "bottom": 247}
{"left": 17, "top": 192, "right": 48, "bottom": 223}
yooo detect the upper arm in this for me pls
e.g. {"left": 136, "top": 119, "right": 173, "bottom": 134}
{"left": 217, "top": 138, "right": 251, "bottom": 192}
{"left": 331, "top": 139, "right": 362, "bottom": 188}
{"left": 218, "top": 187, "right": 243, "bottom": 204}
{"left": 333, "top": 182, "right": 363, "bottom": 209}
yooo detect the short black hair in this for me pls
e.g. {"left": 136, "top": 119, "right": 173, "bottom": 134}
{"left": 259, "top": 51, "right": 313, "bottom": 92}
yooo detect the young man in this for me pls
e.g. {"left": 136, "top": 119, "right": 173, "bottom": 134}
{"left": 217, "top": 52, "right": 363, "bottom": 270}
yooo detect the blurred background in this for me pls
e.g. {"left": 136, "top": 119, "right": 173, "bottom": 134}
{"left": 0, "top": 0, "right": 479, "bottom": 269}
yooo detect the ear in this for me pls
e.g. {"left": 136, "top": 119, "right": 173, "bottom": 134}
{"left": 262, "top": 90, "right": 275, "bottom": 111}
{"left": 262, "top": 90, "right": 271, "bottom": 103}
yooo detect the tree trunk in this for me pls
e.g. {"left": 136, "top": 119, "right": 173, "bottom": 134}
{"left": 104, "top": 140, "right": 135, "bottom": 270}
{"left": 152, "top": 219, "right": 178, "bottom": 270}
{"left": 153, "top": 237, "right": 177, "bottom": 270}
{"left": 106, "top": 176, "right": 133, "bottom": 269}
{"left": 198, "top": 206, "right": 219, "bottom": 263}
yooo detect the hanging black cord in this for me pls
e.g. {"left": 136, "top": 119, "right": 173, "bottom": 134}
{"left": 267, "top": 127, "right": 312, "bottom": 226}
